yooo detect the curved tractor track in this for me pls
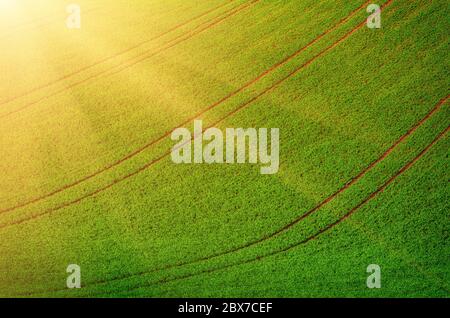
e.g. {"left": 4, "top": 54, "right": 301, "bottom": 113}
{"left": 125, "top": 126, "right": 448, "bottom": 296}
{"left": 0, "top": 0, "right": 393, "bottom": 230}
{"left": 19, "top": 0, "right": 449, "bottom": 297}
{"left": 47, "top": 95, "right": 450, "bottom": 296}
{"left": 0, "top": 0, "right": 236, "bottom": 106}
{"left": 0, "top": 0, "right": 256, "bottom": 119}
{"left": 0, "top": 0, "right": 371, "bottom": 216}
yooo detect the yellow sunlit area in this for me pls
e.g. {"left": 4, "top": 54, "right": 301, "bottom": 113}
{"left": 0, "top": 0, "right": 448, "bottom": 300}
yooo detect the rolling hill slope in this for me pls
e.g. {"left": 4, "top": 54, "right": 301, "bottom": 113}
{"left": 0, "top": 0, "right": 448, "bottom": 297}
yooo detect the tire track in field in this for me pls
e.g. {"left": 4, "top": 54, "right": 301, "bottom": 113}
{"left": 76, "top": 94, "right": 450, "bottom": 293}
{"left": 0, "top": 0, "right": 254, "bottom": 119}
{"left": 0, "top": 0, "right": 369, "bottom": 215}
{"left": 20, "top": 93, "right": 449, "bottom": 298}
{"left": 0, "top": 0, "right": 405, "bottom": 293}
{"left": 0, "top": 0, "right": 236, "bottom": 106}
{"left": 21, "top": 96, "right": 444, "bottom": 296}
{"left": 13, "top": 0, "right": 443, "bottom": 296}
{"left": 89, "top": 0, "right": 260, "bottom": 80}
{"left": 0, "top": 0, "right": 392, "bottom": 227}
{"left": 114, "top": 126, "right": 448, "bottom": 295}
{"left": 0, "top": 0, "right": 257, "bottom": 210}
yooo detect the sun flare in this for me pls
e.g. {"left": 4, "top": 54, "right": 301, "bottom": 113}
{"left": 0, "top": 0, "right": 17, "bottom": 9}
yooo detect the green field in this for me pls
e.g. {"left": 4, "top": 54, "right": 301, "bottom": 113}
{"left": 0, "top": 0, "right": 448, "bottom": 297}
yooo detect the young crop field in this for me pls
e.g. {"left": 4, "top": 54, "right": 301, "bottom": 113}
{"left": 0, "top": 0, "right": 448, "bottom": 298}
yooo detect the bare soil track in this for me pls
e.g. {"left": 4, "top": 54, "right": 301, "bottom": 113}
{"left": 0, "top": 0, "right": 398, "bottom": 231}
{"left": 0, "top": 0, "right": 236, "bottom": 106}
{"left": 11, "top": 0, "right": 449, "bottom": 297}
{"left": 0, "top": 0, "right": 369, "bottom": 215}
{"left": 103, "top": 125, "right": 449, "bottom": 297}
{"left": 0, "top": 0, "right": 255, "bottom": 119}
{"left": 15, "top": 0, "right": 450, "bottom": 297}
{"left": 22, "top": 100, "right": 449, "bottom": 297}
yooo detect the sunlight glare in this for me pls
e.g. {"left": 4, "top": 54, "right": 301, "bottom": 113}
{"left": 0, "top": 0, "right": 17, "bottom": 10}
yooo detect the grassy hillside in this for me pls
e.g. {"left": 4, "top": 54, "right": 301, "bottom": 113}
{"left": 0, "top": 0, "right": 448, "bottom": 297}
